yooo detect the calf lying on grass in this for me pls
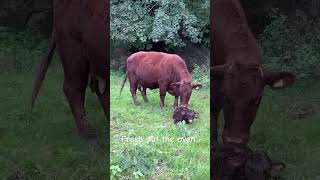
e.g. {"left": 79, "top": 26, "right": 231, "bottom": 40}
{"left": 172, "top": 107, "right": 199, "bottom": 124}
{"left": 214, "top": 143, "right": 285, "bottom": 180}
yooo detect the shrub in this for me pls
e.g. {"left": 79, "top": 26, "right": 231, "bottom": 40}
{"left": 111, "top": 0, "right": 209, "bottom": 50}
{"left": 258, "top": 9, "right": 320, "bottom": 79}
{"left": 191, "top": 64, "right": 210, "bottom": 87}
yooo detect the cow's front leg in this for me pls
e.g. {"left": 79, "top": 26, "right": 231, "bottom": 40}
{"left": 173, "top": 96, "right": 179, "bottom": 107}
{"left": 159, "top": 85, "right": 167, "bottom": 108}
{"left": 129, "top": 78, "right": 140, "bottom": 106}
{"left": 141, "top": 87, "right": 149, "bottom": 103}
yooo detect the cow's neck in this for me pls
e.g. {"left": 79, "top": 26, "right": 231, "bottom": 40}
{"left": 176, "top": 69, "right": 192, "bottom": 83}
{"left": 213, "top": 0, "right": 262, "bottom": 66}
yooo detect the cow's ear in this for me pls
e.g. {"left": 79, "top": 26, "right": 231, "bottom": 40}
{"left": 270, "top": 161, "right": 286, "bottom": 177}
{"left": 211, "top": 64, "right": 228, "bottom": 76}
{"left": 192, "top": 83, "right": 202, "bottom": 90}
{"left": 264, "top": 69, "right": 295, "bottom": 89}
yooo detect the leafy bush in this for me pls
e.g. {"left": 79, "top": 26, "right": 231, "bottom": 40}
{"left": 191, "top": 64, "right": 210, "bottom": 87}
{"left": 111, "top": 0, "right": 209, "bottom": 50}
{"left": 258, "top": 9, "right": 320, "bottom": 79}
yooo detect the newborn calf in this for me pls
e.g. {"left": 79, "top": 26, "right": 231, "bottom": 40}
{"left": 214, "top": 143, "right": 285, "bottom": 180}
{"left": 172, "top": 107, "right": 199, "bottom": 124}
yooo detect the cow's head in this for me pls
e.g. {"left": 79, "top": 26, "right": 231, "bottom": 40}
{"left": 212, "top": 62, "right": 295, "bottom": 144}
{"left": 215, "top": 143, "right": 286, "bottom": 180}
{"left": 171, "top": 80, "right": 202, "bottom": 107}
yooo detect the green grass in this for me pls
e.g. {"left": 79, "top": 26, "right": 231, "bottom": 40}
{"left": 218, "top": 80, "right": 320, "bottom": 180}
{"left": 0, "top": 27, "right": 107, "bottom": 179}
{"left": 110, "top": 71, "right": 210, "bottom": 179}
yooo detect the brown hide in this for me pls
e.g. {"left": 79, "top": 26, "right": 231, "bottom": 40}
{"left": 120, "top": 51, "right": 202, "bottom": 108}
{"left": 211, "top": 0, "right": 295, "bottom": 146}
{"left": 31, "top": 0, "right": 109, "bottom": 141}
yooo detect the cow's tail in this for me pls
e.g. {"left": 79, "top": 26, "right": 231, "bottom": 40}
{"left": 31, "top": 35, "right": 56, "bottom": 110}
{"left": 119, "top": 72, "right": 128, "bottom": 96}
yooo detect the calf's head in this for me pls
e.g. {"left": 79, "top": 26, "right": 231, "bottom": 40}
{"left": 173, "top": 107, "right": 199, "bottom": 124}
{"left": 212, "top": 62, "right": 295, "bottom": 144}
{"left": 171, "top": 80, "right": 202, "bottom": 107}
{"left": 215, "top": 143, "right": 285, "bottom": 180}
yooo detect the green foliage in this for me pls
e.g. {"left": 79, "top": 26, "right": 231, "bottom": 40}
{"left": 111, "top": 0, "right": 209, "bottom": 50}
{"left": 191, "top": 64, "right": 210, "bottom": 87}
{"left": 258, "top": 9, "right": 320, "bottom": 78}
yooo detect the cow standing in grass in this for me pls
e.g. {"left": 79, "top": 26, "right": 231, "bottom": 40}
{"left": 211, "top": 0, "right": 294, "bottom": 179}
{"left": 120, "top": 51, "right": 202, "bottom": 108}
{"left": 211, "top": 0, "right": 295, "bottom": 146}
{"left": 31, "top": 0, "right": 108, "bottom": 141}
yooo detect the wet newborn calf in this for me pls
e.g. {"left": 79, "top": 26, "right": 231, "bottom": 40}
{"left": 214, "top": 143, "right": 285, "bottom": 180}
{"left": 172, "top": 107, "right": 199, "bottom": 124}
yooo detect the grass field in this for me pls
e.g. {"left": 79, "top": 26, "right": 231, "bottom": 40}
{"left": 230, "top": 80, "right": 320, "bottom": 180}
{"left": 110, "top": 71, "right": 210, "bottom": 179}
{"left": 0, "top": 28, "right": 107, "bottom": 179}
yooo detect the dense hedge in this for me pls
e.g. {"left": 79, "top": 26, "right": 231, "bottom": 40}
{"left": 259, "top": 9, "right": 320, "bottom": 79}
{"left": 110, "top": 0, "right": 209, "bottom": 51}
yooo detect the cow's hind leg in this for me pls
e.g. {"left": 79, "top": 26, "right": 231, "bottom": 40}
{"left": 58, "top": 38, "right": 97, "bottom": 141}
{"left": 90, "top": 75, "right": 107, "bottom": 115}
{"left": 129, "top": 76, "right": 140, "bottom": 106}
{"left": 63, "top": 77, "right": 98, "bottom": 141}
{"left": 141, "top": 87, "right": 149, "bottom": 103}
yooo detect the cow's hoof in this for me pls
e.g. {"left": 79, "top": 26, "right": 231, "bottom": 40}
{"left": 135, "top": 101, "right": 141, "bottom": 106}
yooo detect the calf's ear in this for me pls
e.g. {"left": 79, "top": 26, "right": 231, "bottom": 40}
{"left": 192, "top": 83, "right": 203, "bottom": 90}
{"left": 264, "top": 70, "right": 295, "bottom": 89}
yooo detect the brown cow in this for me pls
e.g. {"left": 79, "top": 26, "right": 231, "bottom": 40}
{"left": 211, "top": 0, "right": 295, "bottom": 146}
{"left": 119, "top": 51, "right": 202, "bottom": 108}
{"left": 31, "top": 0, "right": 108, "bottom": 141}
